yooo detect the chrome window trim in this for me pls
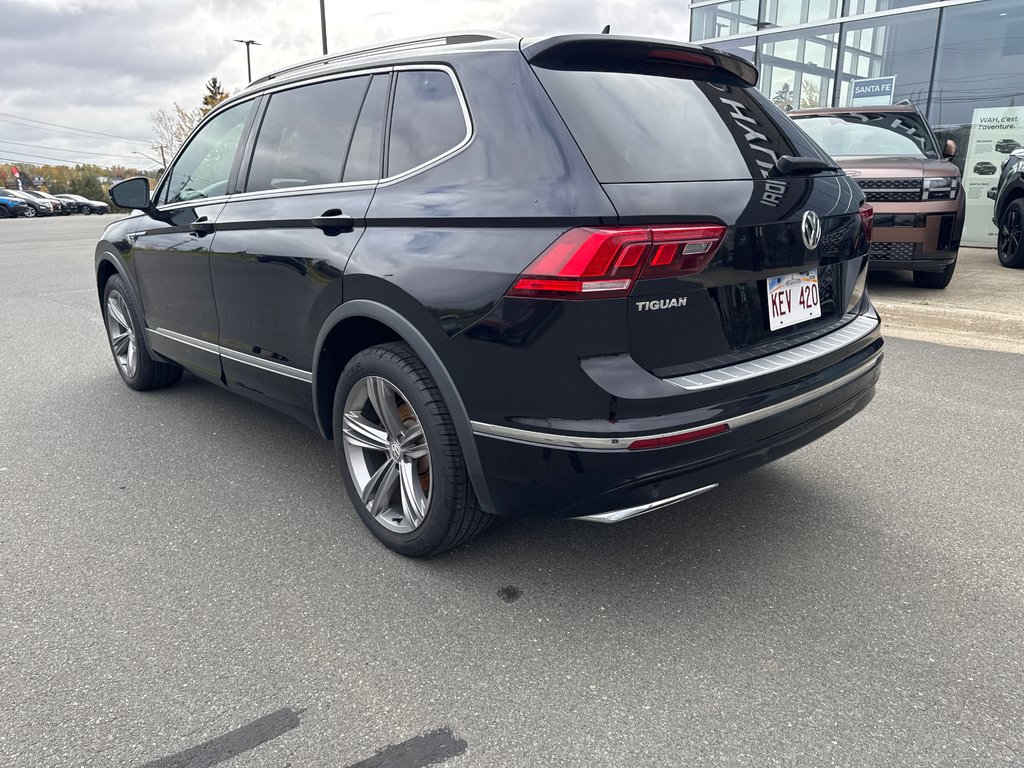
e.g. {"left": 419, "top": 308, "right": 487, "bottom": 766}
{"left": 150, "top": 64, "right": 473, "bottom": 213}
{"left": 665, "top": 313, "right": 879, "bottom": 391}
{"left": 471, "top": 350, "right": 881, "bottom": 452}
{"left": 149, "top": 328, "right": 313, "bottom": 384}
{"left": 690, "top": 0, "right": 983, "bottom": 44}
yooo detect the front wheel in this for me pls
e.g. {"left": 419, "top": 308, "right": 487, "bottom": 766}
{"left": 82, "top": 206, "right": 92, "bottom": 215}
{"left": 998, "top": 199, "right": 1024, "bottom": 268}
{"left": 21, "top": 207, "right": 36, "bottom": 218}
{"left": 0, "top": 207, "right": 9, "bottom": 219}
{"left": 913, "top": 259, "right": 956, "bottom": 289}
{"left": 333, "top": 343, "right": 491, "bottom": 557}
{"left": 102, "top": 275, "right": 182, "bottom": 390}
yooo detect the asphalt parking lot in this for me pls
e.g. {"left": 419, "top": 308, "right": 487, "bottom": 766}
{"left": 1, "top": 215, "right": 1023, "bottom": 767}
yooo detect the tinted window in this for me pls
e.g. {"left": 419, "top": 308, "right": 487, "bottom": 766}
{"left": 793, "top": 112, "right": 938, "bottom": 158}
{"left": 161, "top": 101, "right": 253, "bottom": 205}
{"left": 343, "top": 74, "right": 389, "bottom": 182}
{"left": 534, "top": 68, "right": 814, "bottom": 183}
{"left": 246, "top": 76, "right": 369, "bottom": 192}
{"left": 387, "top": 70, "right": 467, "bottom": 176}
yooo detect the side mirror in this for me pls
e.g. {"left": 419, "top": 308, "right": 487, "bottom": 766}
{"left": 943, "top": 139, "right": 957, "bottom": 159}
{"left": 108, "top": 176, "right": 151, "bottom": 210}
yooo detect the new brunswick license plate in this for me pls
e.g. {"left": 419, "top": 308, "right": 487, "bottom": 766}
{"left": 767, "top": 270, "right": 821, "bottom": 331}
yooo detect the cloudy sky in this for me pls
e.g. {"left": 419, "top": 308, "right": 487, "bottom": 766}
{"left": 0, "top": 0, "right": 691, "bottom": 171}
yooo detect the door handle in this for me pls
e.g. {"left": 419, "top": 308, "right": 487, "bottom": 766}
{"left": 312, "top": 209, "right": 355, "bottom": 233}
{"left": 189, "top": 217, "right": 215, "bottom": 236}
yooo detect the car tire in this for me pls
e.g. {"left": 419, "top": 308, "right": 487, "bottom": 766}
{"left": 333, "top": 342, "right": 491, "bottom": 557}
{"left": 83, "top": 207, "right": 92, "bottom": 215}
{"left": 997, "top": 198, "right": 1024, "bottom": 268}
{"left": 21, "top": 206, "right": 36, "bottom": 218}
{"left": 0, "top": 207, "right": 9, "bottom": 219}
{"left": 102, "top": 275, "right": 183, "bottom": 391}
{"left": 913, "top": 259, "right": 956, "bottom": 289}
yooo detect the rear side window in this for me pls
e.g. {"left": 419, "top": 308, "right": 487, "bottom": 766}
{"left": 534, "top": 68, "right": 818, "bottom": 183}
{"left": 246, "top": 76, "right": 370, "bottom": 192}
{"left": 387, "top": 70, "right": 468, "bottom": 176}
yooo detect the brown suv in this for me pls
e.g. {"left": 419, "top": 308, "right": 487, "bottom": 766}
{"left": 791, "top": 104, "right": 964, "bottom": 288}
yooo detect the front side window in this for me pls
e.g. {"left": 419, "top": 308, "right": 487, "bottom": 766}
{"left": 387, "top": 70, "right": 468, "bottom": 177}
{"left": 160, "top": 101, "right": 253, "bottom": 205}
{"left": 245, "top": 76, "right": 370, "bottom": 192}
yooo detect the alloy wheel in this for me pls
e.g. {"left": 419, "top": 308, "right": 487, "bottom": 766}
{"left": 341, "top": 375, "right": 432, "bottom": 534}
{"left": 105, "top": 290, "right": 138, "bottom": 378}
{"left": 1000, "top": 207, "right": 1022, "bottom": 262}
{"left": 22, "top": 207, "right": 36, "bottom": 218}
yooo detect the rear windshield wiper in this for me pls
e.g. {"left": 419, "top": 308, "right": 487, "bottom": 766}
{"left": 768, "top": 155, "right": 840, "bottom": 177}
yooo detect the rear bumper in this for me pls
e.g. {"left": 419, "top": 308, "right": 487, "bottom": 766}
{"left": 472, "top": 337, "right": 883, "bottom": 519}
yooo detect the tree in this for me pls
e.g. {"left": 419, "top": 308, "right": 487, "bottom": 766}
{"left": 201, "top": 77, "right": 229, "bottom": 116}
{"left": 150, "top": 102, "right": 201, "bottom": 161}
{"left": 801, "top": 80, "right": 822, "bottom": 109}
{"left": 772, "top": 82, "right": 794, "bottom": 111}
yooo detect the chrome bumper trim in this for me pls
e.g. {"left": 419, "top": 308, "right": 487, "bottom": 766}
{"left": 573, "top": 484, "right": 719, "bottom": 523}
{"left": 665, "top": 314, "right": 879, "bottom": 391}
{"left": 471, "top": 350, "right": 882, "bottom": 452}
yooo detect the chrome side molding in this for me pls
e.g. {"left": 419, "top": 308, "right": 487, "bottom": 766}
{"left": 573, "top": 483, "right": 719, "bottom": 524}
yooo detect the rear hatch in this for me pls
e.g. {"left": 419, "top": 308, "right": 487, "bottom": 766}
{"left": 524, "top": 37, "right": 871, "bottom": 377}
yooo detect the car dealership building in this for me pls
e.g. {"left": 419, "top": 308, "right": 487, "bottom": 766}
{"left": 689, "top": 0, "right": 1024, "bottom": 245}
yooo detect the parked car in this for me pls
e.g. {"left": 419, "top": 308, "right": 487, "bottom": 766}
{"left": 97, "top": 32, "right": 882, "bottom": 557}
{"left": 55, "top": 193, "right": 109, "bottom": 215}
{"left": 0, "top": 193, "right": 28, "bottom": 219}
{"left": 791, "top": 104, "right": 963, "bottom": 289}
{"left": 1, "top": 189, "right": 53, "bottom": 217}
{"left": 18, "top": 188, "right": 75, "bottom": 215}
{"left": 995, "top": 138, "right": 1021, "bottom": 154}
{"left": 974, "top": 161, "right": 999, "bottom": 175}
{"left": 991, "top": 148, "right": 1024, "bottom": 268}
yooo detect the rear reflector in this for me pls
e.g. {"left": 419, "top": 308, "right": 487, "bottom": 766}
{"left": 859, "top": 203, "right": 874, "bottom": 241}
{"left": 508, "top": 224, "right": 726, "bottom": 299}
{"left": 627, "top": 422, "right": 730, "bottom": 450}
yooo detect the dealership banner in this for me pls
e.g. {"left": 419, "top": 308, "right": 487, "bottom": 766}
{"left": 961, "top": 106, "right": 1024, "bottom": 247}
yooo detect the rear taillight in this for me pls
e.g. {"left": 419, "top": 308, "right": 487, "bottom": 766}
{"left": 859, "top": 203, "right": 874, "bottom": 242}
{"left": 508, "top": 225, "right": 726, "bottom": 299}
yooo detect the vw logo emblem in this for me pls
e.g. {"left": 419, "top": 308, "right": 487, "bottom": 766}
{"left": 801, "top": 210, "right": 822, "bottom": 250}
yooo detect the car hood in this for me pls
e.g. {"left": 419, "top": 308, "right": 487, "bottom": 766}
{"left": 831, "top": 155, "right": 960, "bottom": 179}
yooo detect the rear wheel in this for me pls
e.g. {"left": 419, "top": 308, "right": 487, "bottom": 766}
{"left": 0, "top": 207, "right": 9, "bottom": 219}
{"left": 102, "top": 275, "right": 183, "bottom": 391}
{"left": 21, "top": 206, "right": 36, "bottom": 218}
{"left": 997, "top": 199, "right": 1024, "bottom": 268}
{"left": 333, "top": 343, "right": 491, "bottom": 557}
{"left": 82, "top": 206, "right": 92, "bottom": 215}
{"left": 913, "top": 259, "right": 956, "bottom": 289}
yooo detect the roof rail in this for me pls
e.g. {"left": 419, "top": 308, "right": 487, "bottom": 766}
{"left": 249, "top": 30, "right": 517, "bottom": 88}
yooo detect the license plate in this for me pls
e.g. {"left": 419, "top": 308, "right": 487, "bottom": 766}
{"left": 767, "top": 270, "right": 821, "bottom": 331}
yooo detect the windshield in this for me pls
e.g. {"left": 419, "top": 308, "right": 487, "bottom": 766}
{"left": 792, "top": 112, "right": 939, "bottom": 159}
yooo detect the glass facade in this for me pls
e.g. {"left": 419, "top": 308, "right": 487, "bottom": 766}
{"left": 690, "top": 0, "right": 1024, "bottom": 242}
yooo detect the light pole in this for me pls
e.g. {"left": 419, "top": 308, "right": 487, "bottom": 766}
{"left": 320, "top": 0, "right": 328, "bottom": 55}
{"left": 233, "top": 39, "right": 261, "bottom": 82}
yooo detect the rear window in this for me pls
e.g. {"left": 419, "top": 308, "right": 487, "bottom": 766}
{"left": 791, "top": 112, "right": 939, "bottom": 159}
{"left": 533, "top": 68, "right": 823, "bottom": 183}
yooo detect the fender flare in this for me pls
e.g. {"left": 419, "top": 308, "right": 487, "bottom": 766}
{"left": 95, "top": 247, "right": 141, "bottom": 312}
{"left": 312, "top": 300, "right": 496, "bottom": 513}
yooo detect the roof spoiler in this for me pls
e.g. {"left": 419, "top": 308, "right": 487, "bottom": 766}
{"left": 522, "top": 34, "right": 758, "bottom": 88}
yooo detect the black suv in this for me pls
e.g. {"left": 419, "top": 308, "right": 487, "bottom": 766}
{"left": 98, "top": 32, "right": 882, "bottom": 556}
{"left": 992, "top": 148, "right": 1024, "bottom": 268}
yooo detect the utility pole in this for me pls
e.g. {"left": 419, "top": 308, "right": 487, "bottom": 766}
{"left": 320, "top": 0, "right": 328, "bottom": 54}
{"left": 233, "top": 39, "right": 261, "bottom": 82}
